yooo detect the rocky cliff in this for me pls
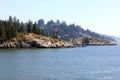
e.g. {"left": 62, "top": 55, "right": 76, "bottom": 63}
{"left": 0, "top": 33, "right": 74, "bottom": 48}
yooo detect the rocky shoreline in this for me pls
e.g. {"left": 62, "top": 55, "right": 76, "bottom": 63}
{"left": 70, "top": 38, "right": 116, "bottom": 46}
{"left": 0, "top": 33, "right": 116, "bottom": 49}
{"left": 0, "top": 33, "right": 74, "bottom": 48}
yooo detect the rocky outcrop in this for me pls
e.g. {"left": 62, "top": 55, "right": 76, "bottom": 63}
{"left": 70, "top": 38, "right": 116, "bottom": 46}
{"left": 89, "top": 38, "right": 116, "bottom": 45}
{"left": 0, "top": 33, "right": 116, "bottom": 48}
{"left": 0, "top": 33, "right": 74, "bottom": 48}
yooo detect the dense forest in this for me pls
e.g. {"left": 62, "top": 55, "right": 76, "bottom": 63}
{"left": 0, "top": 16, "right": 113, "bottom": 43}
{"left": 37, "top": 19, "right": 113, "bottom": 41}
{"left": 0, "top": 16, "right": 42, "bottom": 43}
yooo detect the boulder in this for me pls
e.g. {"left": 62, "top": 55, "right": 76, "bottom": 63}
{"left": 30, "top": 39, "right": 45, "bottom": 48}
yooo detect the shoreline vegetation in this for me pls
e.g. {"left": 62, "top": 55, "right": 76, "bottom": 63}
{"left": 0, "top": 16, "right": 116, "bottom": 48}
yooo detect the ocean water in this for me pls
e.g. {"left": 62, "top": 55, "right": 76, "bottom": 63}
{"left": 0, "top": 45, "right": 120, "bottom": 80}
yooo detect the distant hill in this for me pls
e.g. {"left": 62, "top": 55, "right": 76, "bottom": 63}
{"left": 38, "top": 19, "right": 114, "bottom": 41}
{"left": 111, "top": 36, "right": 120, "bottom": 44}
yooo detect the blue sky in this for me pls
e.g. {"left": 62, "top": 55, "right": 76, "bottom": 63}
{"left": 0, "top": 0, "right": 120, "bottom": 37}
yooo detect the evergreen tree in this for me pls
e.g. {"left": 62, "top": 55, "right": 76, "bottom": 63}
{"left": 32, "top": 21, "right": 37, "bottom": 34}
{"left": 36, "top": 28, "right": 41, "bottom": 35}
{"left": 27, "top": 20, "right": 33, "bottom": 33}
{"left": 38, "top": 19, "right": 44, "bottom": 27}
{"left": 82, "top": 36, "right": 90, "bottom": 45}
{"left": 18, "top": 22, "right": 25, "bottom": 32}
{"left": 0, "top": 21, "right": 6, "bottom": 42}
{"left": 6, "top": 16, "right": 13, "bottom": 39}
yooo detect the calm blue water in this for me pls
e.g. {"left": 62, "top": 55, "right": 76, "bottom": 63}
{"left": 0, "top": 46, "right": 120, "bottom": 80}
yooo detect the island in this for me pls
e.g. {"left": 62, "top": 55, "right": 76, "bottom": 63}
{"left": 0, "top": 16, "right": 116, "bottom": 48}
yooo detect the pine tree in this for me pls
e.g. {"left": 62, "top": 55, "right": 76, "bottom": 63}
{"left": 32, "top": 21, "right": 37, "bottom": 34}
{"left": 38, "top": 19, "right": 44, "bottom": 27}
{"left": 0, "top": 21, "right": 6, "bottom": 42}
{"left": 6, "top": 16, "right": 13, "bottom": 39}
{"left": 27, "top": 20, "right": 33, "bottom": 33}
{"left": 18, "top": 22, "right": 25, "bottom": 32}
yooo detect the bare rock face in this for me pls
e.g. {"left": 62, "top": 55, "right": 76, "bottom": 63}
{"left": 89, "top": 38, "right": 116, "bottom": 45}
{"left": 70, "top": 38, "right": 82, "bottom": 45}
{"left": 0, "top": 33, "right": 116, "bottom": 48}
{"left": 30, "top": 39, "right": 42, "bottom": 48}
{"left": 70, "top": 38, "right": 116, "bottom": 46}
{"left": 30, "top": 38, "right": 73, "bottom": 48}
{"left": 0, "top": 33, "right": 74, "bottom": 48}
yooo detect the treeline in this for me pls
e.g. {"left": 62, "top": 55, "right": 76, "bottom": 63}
{"left": 37, "top": 19, "right": 114, "bottom": 41}
{"left": 0, "top": 16, "right": 42, "bottom": 43}
{"left": 0, "top": 16, "right": 114, "bottom": 43}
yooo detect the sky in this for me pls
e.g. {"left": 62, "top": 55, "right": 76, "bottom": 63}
{"left": 0, "top": 0, "right": 120, "bottom": 37}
